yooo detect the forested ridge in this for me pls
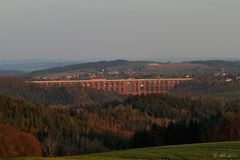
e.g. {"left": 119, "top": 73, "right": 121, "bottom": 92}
{"left": 0, "top": 77, "right": 239, "bottom": 157}
{"left": 126, "top": 94, "right": 240, "bottom": 120}
{"left": 0, "top": 77, "right": 125, "bottom": 105}
{"left": 126, "top": 94, "right": 240, "bottom": 147}
{"left": 0, "top": 94, "right": 155, "bottom": 157}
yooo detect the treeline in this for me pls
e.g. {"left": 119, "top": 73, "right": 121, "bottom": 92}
{"left": 0, "top": 77, "right": 125, "bottom": 105}
{"left": 132, "top": 112, "right": 240, "bottom": 148}
{"left": 125, "top": 94, "right": 239, "bottom": 120}
{"left": 0, "top": 124, "right": 42, "bottom": 157}
{"left": 0, "top": 77, "right": 240, "bottom": 158}
{"left": 127, "top": 94, "right": 240, "bottom": 148}
{"left": 0, "top": 94, "right": 154, "bottom": 157}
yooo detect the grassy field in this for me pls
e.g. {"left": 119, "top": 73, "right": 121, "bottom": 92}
{"left": 204, "top": 91, "right": 240, "bottom": 99}
{"left": 6, "top": 141, "right": 240, "bottom": 160}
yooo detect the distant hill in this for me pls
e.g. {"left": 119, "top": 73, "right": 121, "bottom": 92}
{"left": 0, "top": 70, "right": 26, "bottom": 76}
{"left": 28, "top": 59, "right": 240, "bottom": 79}
{"left": 29, "top": 60, "right": 154, "bottom": 79}
{"left": 189, "top": 60, "right": 240, "bottom": 72}
{"left": 30, "top": 59, "right": 130, "bottom": 75}
{"left": 0, "top": 61, "right": 78, "bottom": 72}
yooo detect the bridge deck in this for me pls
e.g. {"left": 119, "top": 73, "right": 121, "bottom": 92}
{"left": 31, "top": 78, "right": 192, "bottom": 95}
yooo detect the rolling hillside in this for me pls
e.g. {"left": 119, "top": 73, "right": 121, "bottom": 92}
{"left": 8, "top": 141, "right": 240, "bottom": 160}
{"left": 204, "top": 91, "right": 240, "bottom": 99}
{"left": 29, "top": 60, "right": 131, "bottom": 75}
{"left": 28, "top": 60, "right": 240, "bottom": 80}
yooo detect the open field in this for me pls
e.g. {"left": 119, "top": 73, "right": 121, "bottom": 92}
{"left": 204, "top": 91, "right": 240, "bottom": 99}
{"left": 7, "top": 141, "right": 240, "bottom": 160}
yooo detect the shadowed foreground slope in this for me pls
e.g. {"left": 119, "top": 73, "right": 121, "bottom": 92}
{"left": 9, "top": 141, "right": 240, "bottom": 160}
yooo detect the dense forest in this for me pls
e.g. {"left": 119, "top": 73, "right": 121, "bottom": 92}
{"left": 0, "top": 77, "right": 125, "bottom": 106}
{"left": 0, "top": 94, "right": 154, "bottom": 157}
{"left": 0, "top": 77, "right": 239, "bottom": 158}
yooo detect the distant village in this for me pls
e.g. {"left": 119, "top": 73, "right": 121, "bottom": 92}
{"left": 35, "top": 63, "right": 240, "bottom": 86}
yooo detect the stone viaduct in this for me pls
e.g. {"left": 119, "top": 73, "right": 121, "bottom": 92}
{"left": 31, "top": 78, "right": 192, "bottom": 95}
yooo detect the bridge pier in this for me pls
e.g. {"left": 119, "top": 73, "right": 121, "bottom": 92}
{"left": 30, "top": 78, "right": 192, "bottom": 95}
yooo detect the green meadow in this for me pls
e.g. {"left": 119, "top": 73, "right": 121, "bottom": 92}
{"left": 7, "top": 141, "right": 240, "bottom": 160}
{"left": 204, "top": 91, "right": 240, "bottom": 99}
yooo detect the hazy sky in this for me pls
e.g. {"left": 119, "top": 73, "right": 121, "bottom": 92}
{"left": 0, "top": 0, "right": 240, "bottom": 62}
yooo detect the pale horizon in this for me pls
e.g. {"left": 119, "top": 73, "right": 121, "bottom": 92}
{"left": 1, "top": 0, "right": 240, "bottom": 62}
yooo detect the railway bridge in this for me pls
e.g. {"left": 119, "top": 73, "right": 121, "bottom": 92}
{"left": 31, "top": 78, "right": 192, "bottom": 95}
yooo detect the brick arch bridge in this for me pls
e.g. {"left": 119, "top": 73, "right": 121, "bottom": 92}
{"left": 31, "top": 78, "right": 192, "bottom": 95}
